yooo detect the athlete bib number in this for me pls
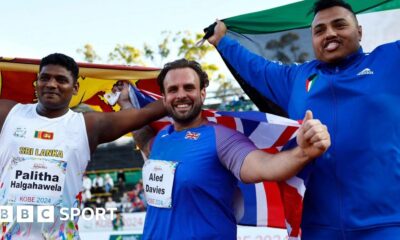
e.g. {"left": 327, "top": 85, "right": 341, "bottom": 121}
{"left": 6, "top": 157, "right": 67, "bottom": 206}
{"left": 142, "top": 160, "right": 178, "bottom": 208}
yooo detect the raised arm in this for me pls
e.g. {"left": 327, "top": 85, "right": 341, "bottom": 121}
{"left": 116, "top": 84, "right": 156, "bottom": 157}
{"left": 207, "top": 19, "right": 227, "bottom": 47}
{"left": 0, "top": 99, "right": 18, "bottom": 132}
{"left": 240, "top": 111, "right": 330, "bottom": 183}
{"left": 84, "top": 98, "right": 166, "bottom": 153}
{"left": 207, "top": 20, "right": 299, "bottom": 111}
{"left": 84, "top": 82, "right": 162, "bottom": 153}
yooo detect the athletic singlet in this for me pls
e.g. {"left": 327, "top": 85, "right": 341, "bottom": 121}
{"left": 0, "top": 103, "right": 90, "bottom": 240}
{"left": 143, "top": 122, "right": 257, "bottom": 239}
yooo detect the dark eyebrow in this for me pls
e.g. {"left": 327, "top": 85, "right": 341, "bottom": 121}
{"left": 166, "top": 85, "right": 177, "bottom": 90}
{"left": 38, "top": 73, "right": 69, "bottom": 81}
{"left": 183, "top": 83, "right": 195, "bottom": 88}
{"left": 313, "top": 17, "right": 348, "bottom": 30}
{"left": 331, "top": 18, "right": 348, "bottom": 25}
{"left": 39, "top": 73, "right": 50, "bottom": 77}
{"left": 313, "top": 24, "right": 324, "bottom": 31}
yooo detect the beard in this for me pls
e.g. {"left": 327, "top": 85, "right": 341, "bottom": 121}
{"left": 166, "top": 99, "right": 203, "bottom": 125}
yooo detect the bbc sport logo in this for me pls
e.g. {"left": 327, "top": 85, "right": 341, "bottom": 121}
{"left": 0, "top": 205, "right": 118, "bottom": 222}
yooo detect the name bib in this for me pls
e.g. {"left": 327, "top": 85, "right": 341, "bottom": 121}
{"left": 142, "top": 160, "right": 178, "bottom": 208}
{"left": 6, "top": 157, "right": 67, "bottom": 206}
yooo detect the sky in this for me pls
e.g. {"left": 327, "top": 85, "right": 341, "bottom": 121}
{"left": 0, "top": 0, "right": 300, "bottom": 62}
{"left": 1, "top": 0, "right": 399, "bottom": 95}
{"left": 2, "top": 1, "right": 400, "bottom": 62}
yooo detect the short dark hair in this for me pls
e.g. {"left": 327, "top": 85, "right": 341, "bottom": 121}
{"left": 157, "top": 58, "right": 209, "bottom": 93}
{"left": 39, "top": 53, "right": 79, "bottom": 82}
{"left": 312, "top": 0, "right": 356, "bottom": 17}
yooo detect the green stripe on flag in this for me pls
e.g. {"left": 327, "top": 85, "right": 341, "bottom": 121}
{"left": 214, "top": 0, "right": 400, "bottom": 115}
{"left": 364, "top": 0, "right": 400, "bottom": 12}
{"left": 223, "top": 0, "right": 396, "bottom": 34}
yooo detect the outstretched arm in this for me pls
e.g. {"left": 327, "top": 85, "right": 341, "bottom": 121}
{"left": 207, "top": 20, "right": 227, "bottom": 47}
{"left": 116, "top": 83, "right": 156, "bottom": 157}
{"left": 84, "top": 83, "right": 166, "bottom": 153}
{"left": 207, "top": 20, "right": 298, "bottom": 111}
{"left": 84, "top": 82, "right": 162, "bottom": 153}
{"left": 240, "top": 111, "right": 330, "bottom": 183}
{"left": 0, "top": 99, "right": 18, "bottom": 132}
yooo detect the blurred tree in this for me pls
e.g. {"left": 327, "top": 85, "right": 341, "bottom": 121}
{"left": 265, "top": 32, "right": 309, "bottom": 64}
{"left": 77, "top": 31, "right": 226, "bottom": 84}
{"left": 76, "top": 44, "right": 101, "bottom": 63}
{"left": 108, "top": 44, "right": 144, "bottom": 65}
{"left": 77, "top": 31, "right": 245, "bottom": 109}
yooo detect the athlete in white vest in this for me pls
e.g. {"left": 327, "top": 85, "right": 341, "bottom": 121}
{"left": 0, "top": 53, "right": 166, "bottom": 239}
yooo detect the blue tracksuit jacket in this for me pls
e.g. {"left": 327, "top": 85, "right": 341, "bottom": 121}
{"left": 218, "top": 36, "right": 400, "bottom": 239}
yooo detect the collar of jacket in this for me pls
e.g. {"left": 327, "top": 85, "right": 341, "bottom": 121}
{"left": 316, "top": 47, "right": 364, "bottom": 73}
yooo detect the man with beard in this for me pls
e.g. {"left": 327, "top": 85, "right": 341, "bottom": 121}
{"left": 207, "top": 0, "right": 400, "bottom": 238}
{"left": 119, "top": 58, "right": 331, "bottom": 239}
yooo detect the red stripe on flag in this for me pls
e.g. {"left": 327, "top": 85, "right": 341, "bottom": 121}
{"left": 263, "top": 182, "right": 286, "bottom": 228}
{"left": 84, "top": 91, "right": 115, "bottom": 112}
{"left": 263, "top": 147, "right": 279, "bottom": 154}
{"left": 305, "top": 79, "right": 310, "bottom": 91}
{"left": 272, "top": 126, "right": 298, "bottom": 148}
{"left": 215, "top": 116, "right": 236, "bottom": 130}
{"left": 201, "top": 110, "right": 216, "bottom": 117}
{"left": 0, "top": 71, "right": 37, "bottom": 103}
{"left": 135, "top": 78, "right": 161, "bottom": 95}
{"left": 149, "top": 121, "right": 170, "bottom": 132}
{"left": 279, "top": 182, "right": 303, "bottom": 237}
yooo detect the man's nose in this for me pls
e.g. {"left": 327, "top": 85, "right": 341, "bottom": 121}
{"left": 325, "top": 26, "right": 338, "bottom": 38}
{"left": 45, "top": 77, "right": 57, "bottom": 88}
{"left": 176, "top": 88, "right": 187, "bottom": 99}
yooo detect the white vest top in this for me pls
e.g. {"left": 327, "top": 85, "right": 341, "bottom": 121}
{"left": 0, "top": 103, "right": 90, "bottom": 239}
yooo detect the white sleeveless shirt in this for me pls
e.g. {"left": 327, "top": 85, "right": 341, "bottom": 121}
{"left": 0, "top": 103, "right": 90, "bottom": 239}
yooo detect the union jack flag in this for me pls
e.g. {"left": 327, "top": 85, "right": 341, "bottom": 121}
{"left": 129, "top": 85, "right": 305, "bottom": 239}
{"left": 184, "top": 131, "right": 201, "bottom": 140}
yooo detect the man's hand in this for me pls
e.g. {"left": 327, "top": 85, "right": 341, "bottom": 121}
{"left": 207, "top": 20, "right": 227, "bottom": 47}
{"left": 116, "top": 81, "right": 133, "bottom": 109}
{"left": 297, "top": 110, "right": 330, "bottom": 160}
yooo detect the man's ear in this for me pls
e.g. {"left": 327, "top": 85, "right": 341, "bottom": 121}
{"left": 358, "top": 25, "right": 362, "bottom": 42}
{"left": 201, "top": 88, "right": 206, "bottom": 103}
{"left": 73, "top": 81, "right": 79, "bottom": 95}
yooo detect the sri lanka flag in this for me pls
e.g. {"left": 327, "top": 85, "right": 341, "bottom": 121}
{"left": 34, "top": 130, "right": 54, "bottom": 140}
{"left": 0, "top": 57, "right": 161, "bottom": 112}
